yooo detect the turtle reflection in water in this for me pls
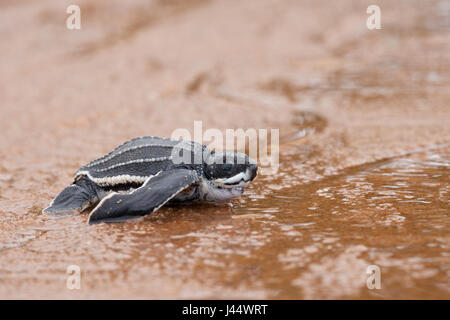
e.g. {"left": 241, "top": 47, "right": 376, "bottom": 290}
{"left": 43, "top": 136, "right": 258, "bottom": 224}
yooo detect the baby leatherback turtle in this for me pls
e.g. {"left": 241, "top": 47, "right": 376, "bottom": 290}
{"left": 43, "top": 136, "right": 258, "bottom": 224}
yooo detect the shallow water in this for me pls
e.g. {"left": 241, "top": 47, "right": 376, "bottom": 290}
{"left": 0, "top": 143, "right": 448, "bottom": 299}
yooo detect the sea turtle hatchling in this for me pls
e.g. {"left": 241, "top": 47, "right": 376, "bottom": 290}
{"left": 43, "top": 136, "right": 258, "bottom": 224}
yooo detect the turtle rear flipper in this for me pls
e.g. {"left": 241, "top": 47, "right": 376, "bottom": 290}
{"left": 88, "top": 169, "right": 199, "bottom": 224}
{"left": 43, "top": 176, "right": 99, "bottom": 215}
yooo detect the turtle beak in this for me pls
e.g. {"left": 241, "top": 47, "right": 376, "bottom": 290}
{"left": 221, "top": 163, "right": 258, "bottom": 187}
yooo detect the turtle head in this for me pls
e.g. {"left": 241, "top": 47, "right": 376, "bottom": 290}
{"left": 201, "top": 151, "right": 258, "bottom": 202}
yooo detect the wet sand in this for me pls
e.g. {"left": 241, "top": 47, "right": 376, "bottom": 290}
{"left": 0, "top": 0, "right": 449, "bottom": 299}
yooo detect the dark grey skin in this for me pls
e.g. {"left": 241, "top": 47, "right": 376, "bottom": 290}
{"left": 43, "top": 136, "right": 258, "bottom": 224}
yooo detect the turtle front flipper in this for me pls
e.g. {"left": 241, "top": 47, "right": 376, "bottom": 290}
{"left": 88, "top": 169, "right": 199, "bottom": 224}
{"left": 43, "top": 176, "right": 100, "bottom": 215}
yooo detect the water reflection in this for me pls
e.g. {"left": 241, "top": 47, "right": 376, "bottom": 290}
{"left": 1, "top": 144, "right": 447, "bottom": 299}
